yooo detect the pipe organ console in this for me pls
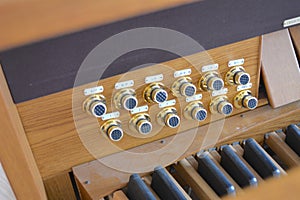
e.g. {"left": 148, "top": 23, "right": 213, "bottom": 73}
{"left": 0, "top": 0, "right": 300, "bottom": 200}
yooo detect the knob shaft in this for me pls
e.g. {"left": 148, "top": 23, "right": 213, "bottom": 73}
{"left": 184, "top": 101, "right": 207, "bottom": 122}
{"left": 210, "top": 96, "right": 233, "bottom": 116}
{"left": 130, "top": 113, "right": 152, "bottom": 135}
{"left": 114, "top": 88, "right": 138, "bottom": 110}
{"left": 157, "top": 107, "right": 180, "bottom": 128}
{"left": 83, "top": 94, "right": 107, "bottom": 117}
{"left": 234, "top": 90, "right": 258, "bottom": 110}
{"left": 225, "top": 66, "right": 250, "bottom": 85}
{"left": 199, "top": 72, "right": 224, "bottom": 91}
{"left": 144, "top": 83, "right": 168, "bottom": 103}
{"left": 100, "top": 120, "right": 123, "bottom": 141}
{"left": 172, "top": 77, "right": 196, "bottom": 97}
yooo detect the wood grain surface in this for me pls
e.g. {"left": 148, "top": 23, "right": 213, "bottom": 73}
{"left": 17, "top": 37, "right": 261, "bottom": 179}
{"left": 0, "top": 66, "right": 47, "bottom": 199}
{"left": 0, "top": 0, "right": 193, "bottom": 51}
{"left": 290, "top": 25, "right": 300, "bottom": 58}
{"left": 73, "top": 99, "right": 300, "bottom": 198}
{"left": 262, "top": 29, "right": 300, "bottom": 108}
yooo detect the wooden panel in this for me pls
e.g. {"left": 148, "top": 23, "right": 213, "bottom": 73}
{"left": 224, "top": 166, "right": 300, "bottom": 200}
{"left": 0, "top": 162, "right": 16, "bottom": 200}
{"left": 290, "top": 25, "right": 300, "bottom": 58}
{"left": 44, "top": 173, "right": 76, "bottom": 200}
{"left": 17, "top": 37, "right": 261, "bottom": 179}
{"left": 73, "top": 100, "right": 300, "bottom": 198}
{"left": 0, "top": 66, "right": 47, "bottom": 199}
{"left": 0, "top": 0, "right": 192, "bottom": 50}
{"left": 262, "top": 29, "right": 300, "bottom": 108}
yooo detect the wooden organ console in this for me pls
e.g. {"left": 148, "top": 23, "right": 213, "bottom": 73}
{"left": 0, "top": 0, "right": 300, "bottom": 200}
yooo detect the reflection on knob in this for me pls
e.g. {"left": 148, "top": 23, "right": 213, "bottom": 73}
{"left": 114, "top": 88, "right": 138, "bottom": 110}
{"left": 143, "top": 83, "right": 168, "bottom": 103}
{"left": 171, "top": 77, "right": 196, "bottom": 97}
{"left": 225, "top": 66, "right": 250, "bottom": 85}
{"left": 210, "top": 96, "right": 233, "bottom": 116}
{"left": 130, "top": 113, "right": 152, "bottom": 135}
{"left": 234, "top": 90, "right": 258, "bottom": 110}
{"left": 83, "top": 94, "right": 107, "bottom": 117}
{"left": 184, "top": 101, "right": 207, "bottom": 122}
{"left": 157, "top": 107, "right": 180, "bottom": 128}
{"left": 199, "top": 72, "right": 224, "bottom": 91}
{"left": 100, "top": 119, "right": 123, "bottom": 142}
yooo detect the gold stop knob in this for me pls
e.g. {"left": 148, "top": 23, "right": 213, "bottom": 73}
{"left": 171, "top": 77, "right": 196, "bottom": 97}
{"left": 114, "top": 88, "right": 138, "bottom": 110}
{"left": 210, "top": 96, "right": 233, "bottom": 116}
{"left": 225, "top": 66, "right": 250, "bottom": 85}
{"left": 184, "top": 101, "right": 207, "bottom": 122}
{"left": 143, "top": 83, "right": 168, "bottom": 103}
{"left": 157, "top": 107, "right": 180, "bottom": 128}
{"left": 83, "top": 94, "right": 107, "bottom": 118}
{"left": 199, "top": 72, "right": 224, "bottom": 91}
{"left": 234, "top": 90, "right": 258, "bottom": 110}
{"left": 129, "top": 113, "right": 152, "bottom": 135}
{"left": 100, "top": 120, "right": 123, "bottom": 142}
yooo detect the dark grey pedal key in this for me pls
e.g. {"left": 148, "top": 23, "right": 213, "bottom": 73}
{"left": 285, "top": 124, "right": 300, "bottom": 156}
{"left": 220, "top": 145, "right": 258, "bottom": 188}
{"left": 243, "top": 138, "right": 280, "bottom": 179}
{"left": 126, "top": 174, "right": 156, "bottom": 200}
{"left": 151, "top": 166, "right": 187, "bottom": 200}
{"left": 197, "top": 151, "right": 235, "bottom": 197}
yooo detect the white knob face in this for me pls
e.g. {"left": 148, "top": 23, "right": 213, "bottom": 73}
{"left": 152, "top": 89, "right": 168, "bottom": 103}
{"left": 122, "top": 95, "right": 138, "bottom": 110}
{"left": 217, "top": 101, "right": 233, "bottom": 116}
{"left": 208, "top": 77, "right": 224, "bottom": 91}
{"left": 137, "top": 120, "right": 152, "bottom": 135}
{"left": 165, "top": 113, "right": 180, "bottom": 128}
{"left": 180, "top": 83, "right": 196, "bottom": 97}
{"left": 108, "top": 127, "right": 124, "bottom": 141}
{"left": 192, "top": 108, "right": 207, "bottom": 122}
{"left": 235, "top": 72, "right": 250, "bottom": 85}
{"left": 90, "top": 101, "right": 107, "bottom": 117}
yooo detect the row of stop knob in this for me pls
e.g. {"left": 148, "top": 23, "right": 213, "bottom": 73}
{"left": 85, "top": 90, "right": 257, "bottom": 142}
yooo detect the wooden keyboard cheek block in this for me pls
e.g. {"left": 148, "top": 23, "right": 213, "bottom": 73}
{"left": 17, "top": 37, "right": 261, "bottom": 179}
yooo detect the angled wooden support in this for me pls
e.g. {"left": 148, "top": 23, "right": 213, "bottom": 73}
{"left": 0, "top": 66, "right": 47, "bottom": 199}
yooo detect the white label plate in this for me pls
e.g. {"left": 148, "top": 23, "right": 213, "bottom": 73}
{"left": 237, "top": 83, "right": 252, "bottom": 91}
{"left": 101, "top": 111, "right": 120, "bottom": 120}
{"left": 228, "top": 58, "right": 244, "bottom": 67}
{"left": 186, "top": 94, "right": 203, "bottom": 102}
{"left": 130, "top": 105, "right": 149, "bottom": 114}
{"left": 174, "top": 69, "right": 191, "bottom": 78}
{"left": 145, "top": 74, "right": 163, "bottom": 83}
{"left": 202, "top": 63, "right": 218, "bottom": 72}
{"left": 84, "top": 86, "right": 103, "bottom": 96}
{"left": 115, "top": 80, "right": 134, "bottom": 89}
{"left": 283, "top": 16, "right": 300, "bottom": 27}
{"left": 212, "top": 88, "right": 228, "bottom": 97}
{"left": 159, "top": 99, "right": 176, "bottom": 108}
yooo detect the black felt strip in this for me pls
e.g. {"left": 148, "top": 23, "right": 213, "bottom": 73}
{"left": 1, "top": 0, "right": 299, "bottom": 103}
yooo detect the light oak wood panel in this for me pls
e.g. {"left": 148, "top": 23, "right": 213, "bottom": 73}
{"left": 224, "top": 166, "right": 300, "bottom": 200}
{"left": 17, "top": 37, "right": 261, "bottom": 179}
{"left": 73, "top": 100, "right": 300, "bottom": 198}
{"left": 0, "top": 0, "right": 193, "bottom": 50}
{"left": 262, "top": 29, "right": 300, "bottom": 108}
{"left": 0, "top": 66, "right": 47, "bottom": 199}
{"left": 290, "top": 25, "right": 300, "bottom": 58}
{"left": 44, "top": 172, "right": 76, "bottom": 200}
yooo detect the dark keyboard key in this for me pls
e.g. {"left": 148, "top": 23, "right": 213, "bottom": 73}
{"left": 197, "top": 152, "right": 235, "bottom": 197}
{"left": 285, "top": 124, "right": 300, "bottom": 156}
{"left": 220, "top": 145, "right": 258, "bottom": 188}
{"left": 243, "top": 138, "right": 280, "bottom": 179}
{"left": 126, "top": 174, "right": 156, "bottom": 200}
{"left": 151, "top": 166, "right": 187, "bottom": 200}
